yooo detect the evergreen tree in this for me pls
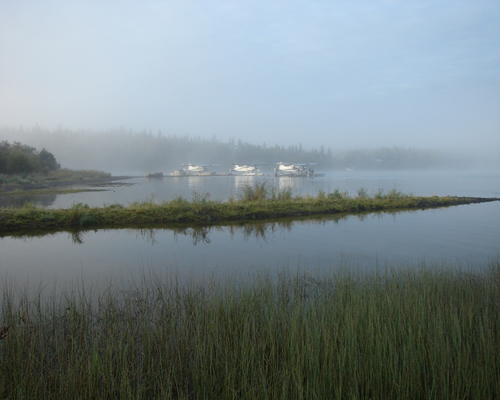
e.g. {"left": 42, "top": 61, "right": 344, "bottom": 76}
{"left": 38, "top": 148, "right": 61, "bottom": 172}
{"left": 0, "top": 141, "right": 60, "bottom": 174}
{"left": 7, "top": 150, "right": 36, "bottom": 173}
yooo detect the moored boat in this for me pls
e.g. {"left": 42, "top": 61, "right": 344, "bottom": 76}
{"left": 145, "top": 172, "right": 163, "bottom": 178}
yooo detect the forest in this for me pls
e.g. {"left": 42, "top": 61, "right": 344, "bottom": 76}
{"left": 0, "top": 126, "right": 464, "bottom": 173}
{"left": 0, "top": 140, "right": 60, "bottom": 174}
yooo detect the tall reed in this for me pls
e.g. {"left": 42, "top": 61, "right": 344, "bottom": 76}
{"left": 1, "top": 260, "right": 499, "bottom": 399}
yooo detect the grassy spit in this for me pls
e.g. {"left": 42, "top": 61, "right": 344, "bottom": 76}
{"left": 1, "top": 261, "right": 499, "bottom": 399}
{"left": 0, "top": 169, "right": 111, "bottom": 186}
{"left": 1, "top": 183, "right": 498, "bottom": 231}
{"left": 1, "top": 188, "right": 108, "bottom": 198}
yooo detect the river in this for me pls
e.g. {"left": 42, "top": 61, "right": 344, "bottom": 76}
{"left": 1, "top": 169, "right": 499, "bottom": 289}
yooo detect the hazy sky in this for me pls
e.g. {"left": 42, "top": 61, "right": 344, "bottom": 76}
{"left": 1, "top": 0, "right": 499, "bottom": 152}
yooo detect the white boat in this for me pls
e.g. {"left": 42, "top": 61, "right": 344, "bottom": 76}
{"left": 231, "top": 164, "right": 266, "bottom": 175}
{"left": 275, "top": 162, "right": 317, "bottom": 177}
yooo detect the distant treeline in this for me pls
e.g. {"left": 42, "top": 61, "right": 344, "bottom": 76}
{"left": 0, "top": 140, "right": 60, "bottom": 174}
{"left": 0, "top": 126, "right": 462, "bottom": 172}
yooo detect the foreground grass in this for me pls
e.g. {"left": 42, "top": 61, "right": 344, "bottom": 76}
{"left": 1, "top": 261, "right": 499, "bottom": 399}
{"left": 0, "top": 184, "right": 498, "bottom": 232}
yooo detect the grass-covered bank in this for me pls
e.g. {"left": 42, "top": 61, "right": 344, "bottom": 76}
{"left": 0, "top": 183, "right": 498, "bottom": 232}
{"left": 1, "top": 261, "right": 499, "bottom": 399}
{"left": 0, "top": 169, "right": 122, "bottom": 198}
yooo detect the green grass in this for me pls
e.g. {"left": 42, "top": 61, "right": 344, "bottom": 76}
{"left": 1, "top": 260, "right": 499, "bottom": 399}
{"left": 0, "top": 182, "right": 498, "bottom": 232}
{"left": 232, "top": 181, "right": 293, "bottom": 201}
{"left": 46, "top": 168, "right": 112, "bottom": 181}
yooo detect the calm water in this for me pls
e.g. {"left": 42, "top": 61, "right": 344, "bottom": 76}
{"left": 1, "top": 170, "right": 499, "bottom": 288}
{"left": 2, "top": 169, "right": 499, "bottom": 209}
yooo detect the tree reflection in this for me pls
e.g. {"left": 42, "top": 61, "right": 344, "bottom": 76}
{"left": 228, "top": 220, "right": 295, "bottom": 243}
{"left": 144, "top": 210, "right": 405, "bottom": 248}
{"left": 172, "top": 225, "right": 223, "bottom": 246}
{"left": 68, "top": 228, "right": 99, "bottom": 244}
{"left": 137, "top": 228, "right": 158, "bottom": 245}
{"left": 69, "top": 230, "right": 85, "bottom": 244}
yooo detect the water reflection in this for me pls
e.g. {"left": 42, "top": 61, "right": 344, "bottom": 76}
{"left": 187, "top": 176, "right": 207, "bottom": 191}
{"left": 2, "top": 201, "right": 499, "bottom": 291}
{"left": 0, "top": 193, "right": 57, "bottom": 208}
{"left": 136, "top": 228, "right": 160, "bottom": 245}
{"left": 229, "top": 220, "right": 292, "bottom": 243}
{"left": 173, "top": 225, "right": 224, "bottom": 245}
{"left": 277, "top": 176, "right": 296, "bottom": 193}
{"left": 1, "top": 208, "right": 417, "bottom": 247}
{"left": 2, "top": 170, "right": 498, "bottom": 210}
{"left": 233, "top": 175, "right": 268, "bottom": 191}
{"left": 134, "top": 226, "right": 222, "bottom": 246}
{"left": 133, "top": 219, "right": 311, "bottom": 246}
{"left": 167, "top": 209, "right": 406, "bottom": 246}
{"left": 68, "top": 229, "right": 95, "bottom": 244}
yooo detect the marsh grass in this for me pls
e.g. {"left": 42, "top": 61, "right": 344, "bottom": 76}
{"left": 233, "top": 181, "right": 293, "bottom": 202}
{"left": 0, "top": 174, "right": 37, "bottom": 185}
{"left": 1, "top": 260, "right": 499, "bottom": 399}
{"left": 0, "top": 183, "right": 497, "bottom": 231}
{"left": 47, "top": 168, "right": 112, "bottom": 181}
{"left": 237, "top": 181, "right": 270, "bottom": 201}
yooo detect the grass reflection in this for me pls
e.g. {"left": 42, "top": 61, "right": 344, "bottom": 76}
{"left": 0, "top": 207, "right": 438, "bottom": 246}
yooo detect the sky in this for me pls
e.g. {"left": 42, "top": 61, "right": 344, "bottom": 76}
{"left": 0, "top": 0, "right": 499, "bottom": 152}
